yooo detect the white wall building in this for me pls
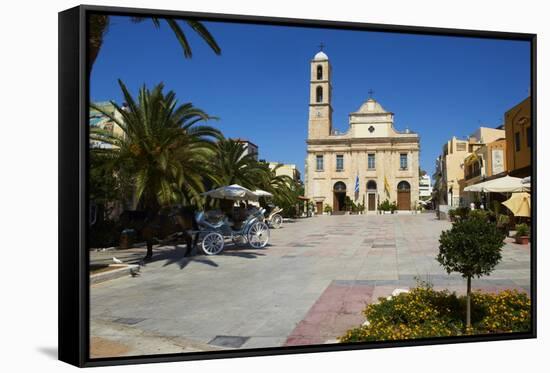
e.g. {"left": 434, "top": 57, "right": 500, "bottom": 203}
{"left": 419, "top": 174, "right": 432, "bottom": 198}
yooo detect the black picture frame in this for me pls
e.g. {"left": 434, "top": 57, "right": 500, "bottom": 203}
{"left": 59, "top": 4, "right": 537, "bottom": 368}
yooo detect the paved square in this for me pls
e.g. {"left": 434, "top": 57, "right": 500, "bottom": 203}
{"left": 91, "top": 213, "right": 530, "bottom": 355}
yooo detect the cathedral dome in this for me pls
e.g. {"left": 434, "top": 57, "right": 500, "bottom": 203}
{"left": 313, "top": 51, "right": 328, "bottom": 61}
{"left": 357, "top": 98, "right": 387, "bottom": 114}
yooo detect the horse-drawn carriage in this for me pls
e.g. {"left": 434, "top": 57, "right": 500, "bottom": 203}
{"left": 193, "top": 184, "right": 271, "bottom": 255}
{"left": 252, "top": 189, "right": 284, "bottom": 229}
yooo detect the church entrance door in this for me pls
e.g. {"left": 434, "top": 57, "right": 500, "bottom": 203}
{"left": 397, "top": 181, "right": 411, "bottom": 210}
{"left": 368, "top": 193, "right": 376, "bottom": 211}
{"left": 316, "top": 202, "right": 323, "bottom": 215}
{"left": 366, "top": 181, "right": 377, "bottom": 211}
{"left": 333, "top": 182, "right": 347, "bottom": 214}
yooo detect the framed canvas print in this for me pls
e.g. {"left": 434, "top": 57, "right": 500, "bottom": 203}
{"left": 58, "top": 4, "right": 536, "bottom": 367}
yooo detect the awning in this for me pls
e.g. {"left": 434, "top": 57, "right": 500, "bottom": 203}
{"left": 464, "top": 152, "right": 480, "bottom": 165}
{"left": 464, "top": 175, "right": 530, "bottom": 193}
{"left": 502, "top": 192, "right": 531, "bottom": 217}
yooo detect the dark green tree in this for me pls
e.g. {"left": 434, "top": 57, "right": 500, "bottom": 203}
{"left": 437, "top": 215, "right": 505, "bottom": 328}
{"left": 88, "top": 15, "right": 221, "bottom": 73}
{"left": 91, "top": 79, "right": 220, "bottom": 211}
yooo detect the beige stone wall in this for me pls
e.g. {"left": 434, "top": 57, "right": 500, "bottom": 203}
{"left": 505, "top": 97, "right": 531, "bottom": 176}
{"left": 268, "top": 162, "right": 300, "bottom": 181}
{"left": 306, "top": 141, "right": 419, "bottom": 210}
{"left": 471, "top": 127, "right": 505, "bottom": 144}
{"left": 308, "top": 58, "right": 333, "bottom": 140}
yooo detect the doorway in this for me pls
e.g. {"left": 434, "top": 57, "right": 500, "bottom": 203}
{"left": 367, "top": 180, "right": 377, "bottom": 211}
{"left": 333, "top": 181, "right": 347, "bottom": 213}
{"left": 316, "top": 202, "right": 323, "bottom": 215}
{"left": 397, "top": 181, "right": 411, "bottom": 210}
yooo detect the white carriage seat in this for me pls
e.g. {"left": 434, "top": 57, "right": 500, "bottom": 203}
{"left": 195, "top": 211, "right": 226, "bottom": 230}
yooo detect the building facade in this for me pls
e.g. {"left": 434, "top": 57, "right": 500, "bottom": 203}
{"left": 304, "top": 51, "right": 420, "bottom": 214}
{"left": 268, "top": 162, "right": 301, "bottom": 182}
{"left": 505, "top": 97, "right": 531, "bottom": 178}
{"left": 419, "top": 174, "right": 432, "bottom": 199}
{"left": 233, "top": 138, "right": 259, "bottom": 161}
{"left": 89, "top": 101, "right": 125, "bottom": 148}
{"left": 434, "top": 127, "right": 506, "bottom": 208}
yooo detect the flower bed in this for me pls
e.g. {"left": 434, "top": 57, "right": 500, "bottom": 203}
{"left": 339, "top": 284, "right": 531, "bottom": 342}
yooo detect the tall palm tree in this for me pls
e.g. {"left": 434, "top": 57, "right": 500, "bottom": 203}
{"left": 90, "top": 79, "right": 221, "bottom": 211}
{"left": 208, "top": 139, "right": 267, "bottom": 189}
{"left": 88, "top": 14, "right": 221, "bottom": 73}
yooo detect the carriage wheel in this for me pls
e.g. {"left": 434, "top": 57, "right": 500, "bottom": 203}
{"left": 201, "top": 232, "right": 225, "bottom": 255}
{"left": 247, "top": 222, "right": 270, "bottom": 249}
{"left": 271, "top": 214, "right": 283, "bottom": 229}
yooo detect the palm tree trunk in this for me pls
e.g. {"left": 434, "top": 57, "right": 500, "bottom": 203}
{"left": 466, "top": 276, "right": 472, "bottom": 328}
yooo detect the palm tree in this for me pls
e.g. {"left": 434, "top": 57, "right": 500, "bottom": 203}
{"left": 208, "top": 139, "right": 267, "bottom": 189}
{"left": 258, "top": 163, "right": 302, "bottom": 214}
{"left": 90, "top": 79, "right": 221, "bottom": 212}
{"left": 88, "top": 15, "right": 221, "bottom": 73}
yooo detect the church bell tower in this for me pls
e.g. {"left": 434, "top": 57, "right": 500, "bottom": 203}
{"left": 308, "top": 48, "right": 333, "bottom": 140}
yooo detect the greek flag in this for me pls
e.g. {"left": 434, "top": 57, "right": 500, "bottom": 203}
{"left": 355, "top": 174, "right": 360, "bottom": 195}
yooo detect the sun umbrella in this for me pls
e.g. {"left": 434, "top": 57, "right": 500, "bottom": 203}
{"left": 253, "top": 189, "right": 273, "bottom": 197}
{"left": 502, "top": 192, "right": 531, "bottom": 217}
{"left": 202, "top": 184, "right": 259, "bottom": 201}
{"left": 464, "top": 175, "right": 529, "bottom": 193}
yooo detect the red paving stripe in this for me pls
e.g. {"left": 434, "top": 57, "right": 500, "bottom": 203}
{"left": 284, "top": 282, "right": 374, "bottom": 346}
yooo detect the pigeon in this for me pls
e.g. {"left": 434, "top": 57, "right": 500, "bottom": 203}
{"left": 112, "top": 257, "right": 123, "bottom": 264}
{"left": 130, "top": 267, "right": 140, "bottom": 277}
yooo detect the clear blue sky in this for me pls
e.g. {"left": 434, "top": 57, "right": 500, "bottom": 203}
{"left": 91, "top": 16, "right": 531, "bottom": 178}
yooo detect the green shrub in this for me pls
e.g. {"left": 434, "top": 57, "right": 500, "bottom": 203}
{"left": 324, "top": 205, "right": 333, "bottom": 214}
{"left": 469, "top": 209, "right": 490, "bottom": 220}
{"left": 471, "top": 290, "right": 531, "bottom": 333}
{"left": 339, "top": 284, "right": 531, "bottom": 343}
{"left": 448, "top": 208, "right": 456, "bottom": 220}
{"left": 515, "top": 223, "right": 530, "bottom": 237}
{"left": 454, "top": 207, "right": 471, "bottom": 220}
{"left": 497, "top": 214, "right": 510, "bottom": 226}
{"left": 379, "top": 199, "right": 392, "bottom": 211}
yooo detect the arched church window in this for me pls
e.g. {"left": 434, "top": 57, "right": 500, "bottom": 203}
{"left": 397, "top": 181, "right": 411, "bottom": 191}
{"left": 367, "top": 180, "right": 377, "bottom": 190}
{"left": 317, "top": 65, "right": 323, "bottom": 80}
{"left": 316, "top": 86, "right": 323, "bottom": 103}
{"left": 333, "top": 181, "right": 346, "bottom": 192}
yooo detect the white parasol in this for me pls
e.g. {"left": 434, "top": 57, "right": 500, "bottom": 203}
{"left": 253, "top": 189, "right": 274, "bottom": 197}
{"left": 464, "top": 175, "right": 530, "bottom": 193}
{"left": 202, "top": 184, "right": 259, "bottom": 201}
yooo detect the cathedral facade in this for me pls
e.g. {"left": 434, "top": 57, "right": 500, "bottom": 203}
{"left": 304, "top": 50, "right": 420, "bottom": 214}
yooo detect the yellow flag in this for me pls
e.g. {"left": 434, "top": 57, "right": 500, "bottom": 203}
{"left": 384, "top": 176, "right": 390, "bottom": 196}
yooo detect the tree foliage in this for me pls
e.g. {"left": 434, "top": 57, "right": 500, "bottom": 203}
{"left": 437, "top": 215, "right": 505, "bottom": 279}
{"left": 88, "top": 15, "right": 221, "bottom": 72}
{"left": 91, "top": 79, "right": 220, "bottom": 211}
